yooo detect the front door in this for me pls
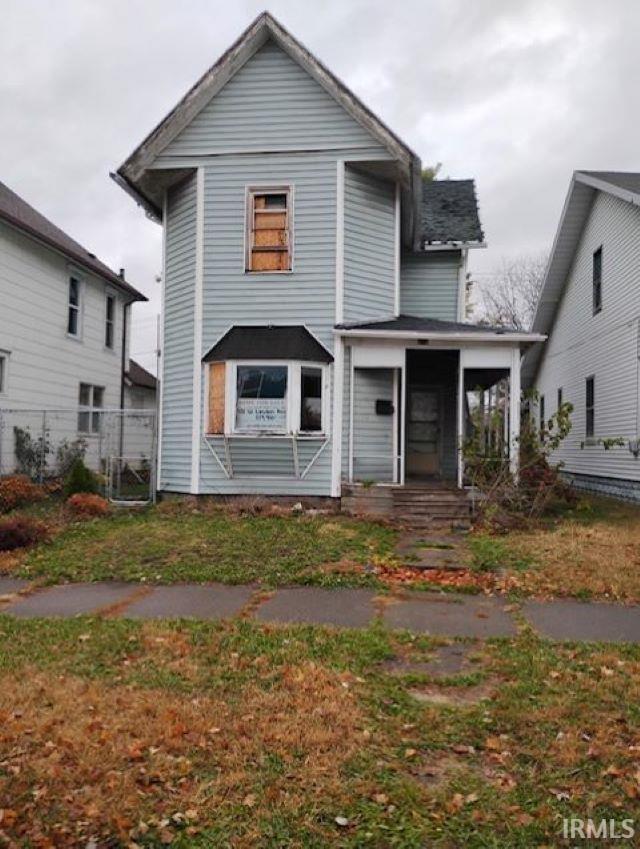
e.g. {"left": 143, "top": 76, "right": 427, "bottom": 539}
{"left": 406, "top": 387, "right": 441, "bottom": 477}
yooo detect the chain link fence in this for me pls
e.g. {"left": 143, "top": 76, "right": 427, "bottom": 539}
{"left": 0, "top": 407, "right": 157, "bottom": 504}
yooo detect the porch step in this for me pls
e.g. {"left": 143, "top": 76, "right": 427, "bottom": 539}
{"left": 391, "top": 485, "right": 472, "bottom": 530}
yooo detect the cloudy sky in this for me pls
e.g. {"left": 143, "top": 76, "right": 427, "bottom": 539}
{"left": 3, "top": 0, "right": 639, "bottom": 372}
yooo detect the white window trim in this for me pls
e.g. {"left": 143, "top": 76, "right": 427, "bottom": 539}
{"left": 244, "top": 184, "right": 295, "bottom": 274}
{"left": 223, "top": 359, "right": 328, "bottom": 437}
{"left": 104, "top": 289, "right": 117, "bottom": 351}
{"left": 67, "top": 271, "right": 84, "bottom": 340}
{"left": 0, "top": 350, "right": 10, "bottom": 395}
{"left": 78, "top": 383, "right": 105, "bottom": 436}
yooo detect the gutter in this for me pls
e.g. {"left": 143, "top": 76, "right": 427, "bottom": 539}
{"left": 334, "top": 328, "right": 547, "bottom": 344}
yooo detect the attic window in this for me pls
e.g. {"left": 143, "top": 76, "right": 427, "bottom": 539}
{"left": 246, "top": 187, "right": 292, "bottom": 272}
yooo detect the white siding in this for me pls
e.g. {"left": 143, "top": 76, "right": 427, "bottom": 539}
{"left": 535, "top": 190, "right": 640, "bottom": 481}
{"left": 0, "top": 221, "right": 128, "bottom": 474}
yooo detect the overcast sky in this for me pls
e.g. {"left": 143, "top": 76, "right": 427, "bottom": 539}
{"left": 3, "top": 0, "right": 639, "bottom": 372}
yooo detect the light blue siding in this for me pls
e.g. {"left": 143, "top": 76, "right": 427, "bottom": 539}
{"left": 197, "top": 152, "right": 341, "bottom": 495}
{"left": 160, "top": 174, "right": 197, "bottom": 492}
{"left": 343, "top": 167, "right": 396, "bottom": 322}
{"left": 162, "top": 41, "right": 385, "bottom": 156}
{"left": 400, "top": 250, "right": 460, "bottom": 320}
{"left": 352, "top": 368, "right": 395, "bottom": 482}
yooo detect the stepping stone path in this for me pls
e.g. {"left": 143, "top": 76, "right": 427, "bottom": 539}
{"left": 395, "top": 533, "right": 469, "bottom": 571}
{"left": 5, "top": 582, "right": 138, "bottom": 618}
{"left": 0, "top": 577, "right": 30, "bottom": 599}
{"left": 383, "top": 642, "right": 477, "bottom": 678}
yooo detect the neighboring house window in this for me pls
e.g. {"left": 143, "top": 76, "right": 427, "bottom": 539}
{"left": 593, "top": 246, "right": 602, "bottom": 314}
{"left": 0, "top": 351, "right": 8, "bottom": 394}
{"left": 236, "top": 365, "right": 288, "bottom": 432}
{"left": 300, "top": 366, "right": 322, "bottom": 432}
{"left": 539, "top": 395, "right": 545, "bottom": 439}
{"left": 586, "top": 376, "right": 595, "bottom": 438}
{"left": 557, "top": 387, "right": 563, "bottom": 410}
{"left": 105, "top": 294, "right": 115, "bottom": 349}
{"left": 68, "top": 276, "right": 81, "bottom": 336}
{"left": 78, "top": 383, "right": 104, "bottom": 434}
{"left": 246, "top": 187, "right": 292, "bottom": 272}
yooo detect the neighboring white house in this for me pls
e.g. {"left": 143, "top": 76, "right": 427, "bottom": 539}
{"left": 0, "top": 179, "right": 148, "bottom": 479}
{"left": 115, "top": 12, "right": 543, "bottom": 504}
{"left": 524, "top": 171, "right": 640, "bottom": 501}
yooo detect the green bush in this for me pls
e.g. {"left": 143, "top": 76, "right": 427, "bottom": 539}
{"left": 63, "top": 458, "right": 99, "bottom": 498}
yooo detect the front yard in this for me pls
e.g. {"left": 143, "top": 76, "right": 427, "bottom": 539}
{"left": 0, "top": 616, "right": 639, "bottom": 847}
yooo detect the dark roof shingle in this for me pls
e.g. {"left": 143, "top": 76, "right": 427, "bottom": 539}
{"left": 126, "top": 359, "right": 157, "bottom": 389}
{"left": 420, "top": 179, "right": 484, "bottom": 245}
{"left": 202, "top": 325, "right": 333, "bottom": 363}
{"left": 336, "top": 315, "right": 520, "bottom": 335}
{"left": 0, "top": 180, "right": 146, "bottom": 301}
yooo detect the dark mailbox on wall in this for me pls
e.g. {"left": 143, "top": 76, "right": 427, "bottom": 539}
{"left": 375, "top": 399, "right": 394, "bottom": 416}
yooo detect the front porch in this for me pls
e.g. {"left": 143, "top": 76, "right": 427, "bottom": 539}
{"left": 336, "top": 317, "right": 537, "bottom": 499}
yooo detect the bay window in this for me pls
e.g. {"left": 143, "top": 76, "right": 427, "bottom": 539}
{"left": 206, "top": 361, "right": 327, "bottom": 436}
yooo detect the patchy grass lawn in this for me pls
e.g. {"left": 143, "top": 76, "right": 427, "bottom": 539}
{"left": 0, "top": 616, "right": 639, "bottom": 847}
{"left": 470, "top": 496, "right": 640, "bottom": 602}
{"left": 8, "top": 503, "right": 396, "bottom": 587}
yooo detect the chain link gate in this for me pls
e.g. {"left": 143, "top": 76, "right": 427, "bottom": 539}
{"left": 0, "top": 407, "right": 157, "bottom": 505}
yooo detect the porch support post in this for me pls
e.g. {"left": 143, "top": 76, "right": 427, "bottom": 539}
{"left": 457, "top": 357, "right": 465, "bottom": 488}
{"left": 509, "top": 346, "right": 521, "bottom": 480}
{"left": 348, "top": 356, "right": 355, "bottom": 483}
{"left": 330, "top": 336, "right": 344, "bottom": 497}
{"left": 400, "top": 358, "right": 406, "bottom": 486}
{"left": 392, "top": 367, "right": 399, "bottom": 483}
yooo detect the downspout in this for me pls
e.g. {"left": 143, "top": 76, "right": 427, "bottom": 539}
{"left": 119, "top": 268, "right": 132, "bottom": 462}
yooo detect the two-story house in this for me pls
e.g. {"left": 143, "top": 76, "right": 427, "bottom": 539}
{"left": 116, "top": 12, "right": 542, "bottom": 503}
{"left": 0, "top": 179, "right": 147, "bottom": 477}
{"left": 524, "top": 171, "right": 640, "bottom": 502}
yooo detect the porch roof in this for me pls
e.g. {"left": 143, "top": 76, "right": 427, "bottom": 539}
{"left": 335, "top": 314, "right": 545, "bottom": 344}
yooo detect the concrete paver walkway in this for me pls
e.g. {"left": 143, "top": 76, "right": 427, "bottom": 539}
{"left": 1, "top": 580, "right": 640, "bottom": 642}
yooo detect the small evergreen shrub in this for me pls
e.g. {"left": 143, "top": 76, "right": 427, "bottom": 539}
{"left": 63, "top": 459, "right": 99, "bottom": 498}
{"left": 0, "top": 516, "right": 50, "bottom": 551}
{"left": 0, "top": 475, "right": 46, "bottom": 514}
{"left": 66, "top": 493, "right": 110, "bottom": 517}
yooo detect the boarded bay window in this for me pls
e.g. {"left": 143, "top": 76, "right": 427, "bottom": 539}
{"left": 300, "top": 366, "right": 322, "bottom": 431}
{"left": 68, "top": 276, "right": 80, "bottom": 336}
{"left": 593, "top": 246, "right": 602, "bottom": 314}
{"left": 246, "top": 187, "right": 292, "bottom": 272}
{"left": 105, "top": 294, "right": 115, "bottom": 348}
{"left": 78, "top": 383, "right": 104, "bottom": 434}
{"left": 207, "top": 362, "right": 226, "bottom": 435}
{"left": 586, "top": 375, "right": 595, "bottom": 438}
{"left": 235, "top": 365, "right": 288, "bottom": 432}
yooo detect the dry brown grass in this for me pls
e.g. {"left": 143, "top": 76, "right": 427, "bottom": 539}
{"left": 0, "top": 660, "right": 368, "bottom": 847}
{"left": 500, "top": 500, "right": 640, "bottom": 600}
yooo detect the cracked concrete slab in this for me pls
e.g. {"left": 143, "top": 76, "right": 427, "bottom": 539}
{"left": 122, "top": 583, "right": 254, "bottom": 619}
{"left": 523, "top": 599, "right": 640, "bottom": 642}
{"left": 4, "top": 582, "right": 138, "bottom": 618}
{"left": 0, "top": 577, "right": 31, "bottom": 598}
{"left": 383, "top": 592, "right": 516, "bottom": 637}
{"left": 254, "top": 587, "right": 376, "bottom": 628}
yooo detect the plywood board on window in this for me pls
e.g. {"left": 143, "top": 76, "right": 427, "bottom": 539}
{"left": 208, "top": 362, "right": 226, "bottom": 434}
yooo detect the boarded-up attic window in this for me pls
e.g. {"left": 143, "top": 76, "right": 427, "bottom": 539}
{"left": 208, "top": 362, "right": 226, "bottom": 434}
{"left": 246, "top": 188, "right": 292, "bottom": 272}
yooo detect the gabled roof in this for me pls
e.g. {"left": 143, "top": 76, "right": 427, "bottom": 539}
{"left": 522, "top": 170, "right": 640, "bottom": 386}
{"left": 420, "top": 179, "right": 484, "bottom": 246}
{"left": 0, "top": 179, "right": 146, "bottom": 301}
{"left": 336, "top": 314, "right": 544, "bottom": 344}
{"left": 202, "top": 325, "right": 333, "bottom": 364}
{"left": 116, "top": 11, "right": 420, "bottom": 218}
{"left": 126, "top": 359, "right": 157, "bottom": 389}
